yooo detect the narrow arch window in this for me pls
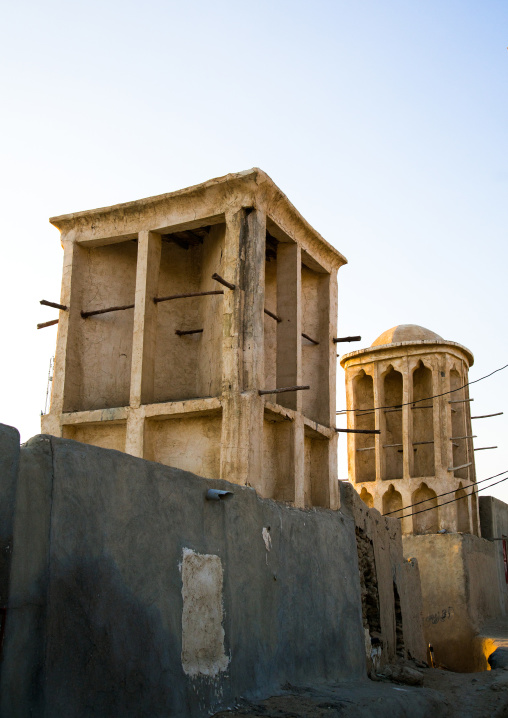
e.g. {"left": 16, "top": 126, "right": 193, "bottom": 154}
{"left": 412, "top": 482, "right": 438, "bottom": 534}
{"left": 393, "top": 581, "right": 405, "bottom": 658}
{"left": 383, "top": 367, "right": 403, "bottom": 480}
{"left": 455, "top": 483, "right": 470, "bottom": 533}
{"left": 360, "top": 487, "right": 374, "bottom": 508}
{"left": 411, "top": 362, "right": 435, "bottom": 478}
{"left": 383, "top": 484, "right": 403, "bottom": 518}
{"left": 450, "top": 369, "right": 469, "bottom": 480}
{"left": 353, "top": 371, "right": 376, "bottom": 483}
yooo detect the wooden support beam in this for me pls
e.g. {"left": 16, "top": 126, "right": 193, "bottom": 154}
{"left": 264, "top": 308, "right": 282, "bottom": 322}
{"left": 81, "top": 303, "right": 134, "bottom": 318}
{"left": 356, "top": 446, "right": 375, "bottom": 451}
{"left": 411, "top": 405, "right": 433, "bottom": 410}
{"left": 450, "top": 435, "right": 476, "bottom": 440}
{"left": 338, "top": 428, "right": 380, "bottom": 435}
{"left": 175, "top": 329, "right": 203, "bottom": 336}
{"left": 383, "top": 443, "right": 403, "bottom": 448}
{"left": 259, "top": 385, "right": 309, "bottom": 396}
{"left": 37, "top": 319, "right": 59, "bottom": 329}
{"left": 154, "top": 290, "right": 223, "bottom": 304}
{"left": 333, "top": 335, "right": 361, "bottom": 343}
{"left": 449, "top": 398, "right": 474, "bottom": 404}
{"left": 40, "top": 299, "right": 68, "bottom": 311}
{"left": 413, "top": 440, "right": 435, "bottom": 446}
{"left": 471, "top": 413, "right": 504, "bottom": 419}
{"left": 212, "top": 272, "right": 236, "bottom": 290}
{"left": 448, "top": 462, "right": 473, "bottom": 472}
{"left": 302, "top": 333, "right": 319, "bottom": 345}
{"left": 474, "top": 446, "right": 498, "bottom": 451}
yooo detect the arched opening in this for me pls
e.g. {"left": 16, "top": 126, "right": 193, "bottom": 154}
{"left": 411, "top": 362, "right": 435, "bottom": 478}
{"left": 412, "top": 482, "right": 438, "bottom": 534}
{"left": 393, "top": 581, "right": 405, "bottom": 658}
{"left": 360, "top": 487, "right": 374, "bottom": 508}
{"left": 383, "top": 484, "right": 403, "bottom": 519}
{"left": 383, "top": 367, "right": 403, "bottom": 480}
{"left": 450, "top": 369, "right": 469, "bottom": 480}
{"left": 355, "top": 526, "right": 381, "bottom": 671}
{"left": 455, "top": 483, "right": 469, "bottom": 533}
{"left": 353, "top": 371, "right": 376, "bottom": 483}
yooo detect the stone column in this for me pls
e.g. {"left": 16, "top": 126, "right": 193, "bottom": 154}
{"left": 276, "top": 243, "right": 302, "bottom": 410}
{"left": 402, "top": 356, "right": 411, "bottom": 480}
{"left": 327, "top": 271, "right": 340, "bottom": 509}
{"left": 373, "top": 364, "right": 382, "bottom": 483}
{"left": 125, "top": 230, "right": 161, "bottom": 457}
{"left": 41, "top": 237, "right": 77, "bottom": 437}
{"left": 220, "top": 208, "right": 265, "bottom": 487}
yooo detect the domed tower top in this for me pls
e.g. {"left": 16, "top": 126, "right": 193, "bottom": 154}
{"left": 372, "top": 324, "right": 444, "bottom": 347}
{"left": 340, "top": 325, "right": 478, "bottom": 537}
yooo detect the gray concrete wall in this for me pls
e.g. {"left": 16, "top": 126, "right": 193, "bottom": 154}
{"left": 339, "top": 482, "right": 427, "bottom": 668}
{"left": 479, "top": 496, "right": 508, "bottom": 615}
{"left": 0, "top": 424, "right": 19, "bottom": 612}
{"left": 403, "top": 532, "right": 503, "bottom": 672}
{"left": 1, "top": 430, "right": 366, "bottom": 718}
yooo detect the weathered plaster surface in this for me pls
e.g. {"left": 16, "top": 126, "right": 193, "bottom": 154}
{"left": 181, "top": 548, "right": 229, "bottom": 677}
{"left": 403, "top": 533, "right": 504, "bottom": 671}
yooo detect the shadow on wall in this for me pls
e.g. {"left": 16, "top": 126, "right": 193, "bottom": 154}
{"left": 39, "top": 556, "right": 178, "bottom": 718}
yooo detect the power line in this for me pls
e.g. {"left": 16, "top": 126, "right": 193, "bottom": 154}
{"left": 383, "top": 470, "right": 508, "bottom": 515}
{"left": 392, "top": 474, "right": 508, "bottom": 521}
{"left": 336, "top": 362, "right": 508, "bottom": 414}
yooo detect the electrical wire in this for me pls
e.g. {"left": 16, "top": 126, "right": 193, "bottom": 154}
{"left": 392, "top": 474, "right": 508, "bottom": 521}
{"left": 336, "top": 362, "right": 508, "bottom": 414}
{"left": 383, "top": 470, "right": 508, "bottom": 515}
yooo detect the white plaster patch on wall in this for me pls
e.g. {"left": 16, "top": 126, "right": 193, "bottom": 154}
{"left": 262, "top": 527, "right": 272, "bottom": 552}
{"left": 180, "top": 547, "right": 229, "bottom": 677}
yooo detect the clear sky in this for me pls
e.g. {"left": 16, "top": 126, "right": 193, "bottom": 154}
{"left": 1, "top": 1, "right": 507, "bottom": 499}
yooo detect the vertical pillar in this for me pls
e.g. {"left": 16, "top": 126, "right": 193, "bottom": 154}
{"left": 125, "top": 230, "right": 161, "bottom": 457}
{"left": 441, "top": 355, "right": 455, "bottom": 476}
{"left": 276, "top": 243, "right": 302, "bottom": 411}
{"left": 462, "top": 359, "right": 475, "bottom": 484}
{"left": 327, "top": 271, "right": 340, "bottom": 509}
{"left": 41, "top": 238, "right": 78, "bottom": 437}
{"left": 432, "top": 364, "right": 444, "bottom": 476}
{"left": 373, "top": 364, "right": 382, "bottom": 483}
{"left": 293, "top": 414, "right": 306, "bottom": 507}
{"left": 402, "top": 356, "right": 411, "bottom": 480}
{"left": 220, "top": 208, "right": 265, "bottom": 487}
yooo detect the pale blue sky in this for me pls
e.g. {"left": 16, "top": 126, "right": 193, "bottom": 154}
{"left": 1, "top": 1, "right": 507, "bottom": 498}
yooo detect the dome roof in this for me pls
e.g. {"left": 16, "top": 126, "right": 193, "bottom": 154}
{"left": 371, "top": 324, "right": 443, "bottom": 347}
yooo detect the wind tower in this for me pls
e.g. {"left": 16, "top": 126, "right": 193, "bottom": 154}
{"left": 340, "top": 324, "right": 480, "bottom": 535}
{"left": 41, "top": 169, "right": 347, "bottom": 509}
